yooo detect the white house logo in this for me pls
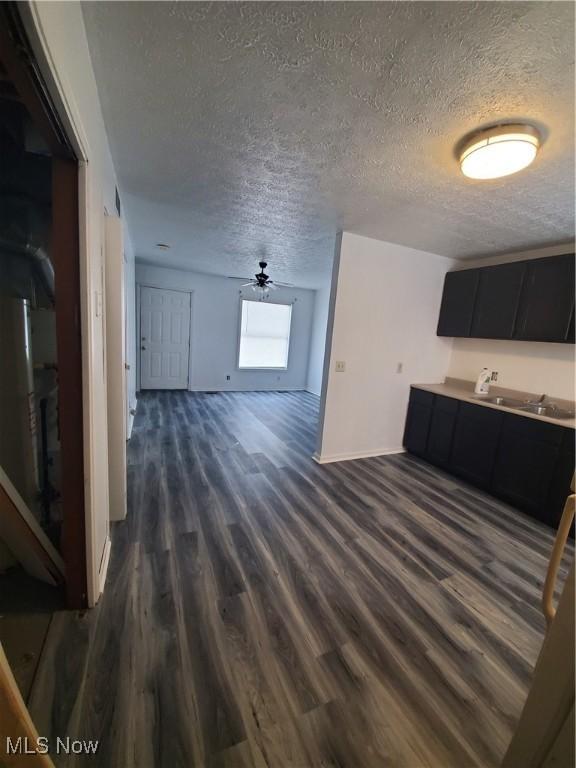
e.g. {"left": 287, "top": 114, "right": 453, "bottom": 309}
{"left": 6, "top": 736, "right": 99, "bottom": 756}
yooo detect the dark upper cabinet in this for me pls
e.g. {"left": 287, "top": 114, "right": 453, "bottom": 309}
{"left": 403, "top": 388, "right": 434, "bottom": 456}
{"left": 437, "top": 269, "right": 479, "bottom": 337}
{"left": 514, "top": 254, "right": 575, "bottom": 342}
{"left": 492, "top": 414, "right": 563, "bottom": 523}
{"left": 437, "top": 254, "right": 575, "bottom": 343}
{"left": 427, "top": 396, "right": 459, "bottom": 467}
{"left": 450, "top": 403, "right": 503, "bottom": 488}
{"left": 470, "top": 262, "right": 526, "bottom": 339}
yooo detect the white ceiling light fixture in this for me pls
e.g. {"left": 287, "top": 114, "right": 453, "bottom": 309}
{"left": 459, "top": 124, "right": 541, "bottom": 180}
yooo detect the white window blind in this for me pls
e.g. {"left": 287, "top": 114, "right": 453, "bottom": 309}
{"left": 238, "top": 300, "right": 292, "bottom": 369}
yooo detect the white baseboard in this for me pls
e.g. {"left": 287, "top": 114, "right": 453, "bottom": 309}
{"left": 305, "top": 388, "right": 321, "bottom": 397}
{"left": 313, "top": 447, "right": 405, "bottom": 464}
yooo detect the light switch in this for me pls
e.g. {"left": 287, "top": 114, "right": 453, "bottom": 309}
{"left": 335, "top": 360, "right": 346, "bottom": 372}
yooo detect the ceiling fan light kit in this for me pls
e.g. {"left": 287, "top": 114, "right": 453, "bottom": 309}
{"left": 242, "top": 260, "right": 286, "bottom": 300}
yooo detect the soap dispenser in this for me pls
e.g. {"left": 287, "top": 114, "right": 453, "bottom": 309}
{"left": 474, "top": 368, "right": 492, "bottom": 396}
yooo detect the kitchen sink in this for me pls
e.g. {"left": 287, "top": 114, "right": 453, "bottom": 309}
{"left": 516, "top": 404, "right": 576, "bottom": 420}
{"left": 473, "top": 396, "right": 575, "bottom": 420}
{"left": 475, "top": 395, "right": 525, "bottom": 407}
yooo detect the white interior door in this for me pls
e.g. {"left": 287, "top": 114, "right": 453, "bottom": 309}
{"left": 140, "top": 287, "right": 190, "bottom": 389}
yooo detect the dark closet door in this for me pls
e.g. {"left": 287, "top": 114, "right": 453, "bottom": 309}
{"left": 437, "top": 269, "right": 479, "bottom": 337}
{"left": 471, "top": 262, "right": 525, "bottom": 339}
{"left": 515, "top": 254, "right": 575, "bottom": 342}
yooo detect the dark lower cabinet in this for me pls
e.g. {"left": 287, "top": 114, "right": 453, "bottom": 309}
{"left": 547, "top": 430, "right": 576, "bottom": 530}
{"left": 403, "top": 389, "right": 575, "bottom": 529}
{"left": 450, "top": 403, "right": 504, "bottom": 488}
{"left": 403, "top": 388, "right": 434, "bottom": 456}
{"left": 427, "top": 396, "right": 458, "bottom": 466}
{"left": 492, "top": 415, "right": 563, "bottom": 524}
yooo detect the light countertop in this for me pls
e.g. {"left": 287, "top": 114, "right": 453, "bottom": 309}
{"left": 412, "top": 378, "right": 576, "bottom": 430}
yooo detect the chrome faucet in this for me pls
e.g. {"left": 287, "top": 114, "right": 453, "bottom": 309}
{"left": 526, "top": 393, "right": 546, "bottom": 406}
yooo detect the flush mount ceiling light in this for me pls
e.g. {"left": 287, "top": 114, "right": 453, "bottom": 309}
{"left": 459, "top": 124, "right": 541, "bottom": 180}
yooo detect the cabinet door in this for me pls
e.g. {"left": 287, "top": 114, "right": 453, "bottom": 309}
{"left": 427, "top": 396, "right": 459, "bottom": 466}
{"left": 470, "top": 262, "right": 526, "bottom": 339}
{"left": 437, "top": 269, "right": 479, "bottom": 337}
{"left": 492, "top": 414, "right": 563, "bottom": 523}
{"left": 403, "top": 389, "right": 434, "bottom": 456}
{"left": 450, "top": 403, "right": 503, "bottom": 488}
{"left": 515, "top": 254, "right": 575, "bottom": 342}
{"left": 546, "top": 430, "right": 575, "bottom": 529}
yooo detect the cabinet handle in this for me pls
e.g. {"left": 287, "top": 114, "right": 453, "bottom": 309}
{"left": 542, "top": 483, "right": 575, "bottom": 629}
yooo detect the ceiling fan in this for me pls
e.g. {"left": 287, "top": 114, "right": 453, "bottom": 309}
{"left": 232, "top": 261, "right": 293, "bottom": 298}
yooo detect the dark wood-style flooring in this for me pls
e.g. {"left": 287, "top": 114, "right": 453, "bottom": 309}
{"left": 30, "top": 390, "right": 574, "bottom": 767}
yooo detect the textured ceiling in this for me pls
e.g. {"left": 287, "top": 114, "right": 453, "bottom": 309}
{"left": 82, "top": 1, "right": 575, "bottom": 287}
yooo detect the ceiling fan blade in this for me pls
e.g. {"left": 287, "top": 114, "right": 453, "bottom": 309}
{"left": 241, "top": 282, "right": 254, "bottom": 287}
{"left": 273, "top": 281, "right": 295, "bottom": 287}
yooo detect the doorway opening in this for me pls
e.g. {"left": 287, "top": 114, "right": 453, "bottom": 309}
{"left": 0, "top": 4, "right": 86, "bottom": 698}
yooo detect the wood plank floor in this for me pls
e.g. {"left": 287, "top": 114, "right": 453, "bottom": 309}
{"left": 30, "top": 390, "right": 574, "bottom": 767}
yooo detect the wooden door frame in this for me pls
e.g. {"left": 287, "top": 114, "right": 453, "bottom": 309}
{"left": 0, "top": 5, "right": 87, "bottom": 607}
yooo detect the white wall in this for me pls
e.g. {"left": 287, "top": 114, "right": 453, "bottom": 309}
{"left": 317, "top": 232, "right": 454, "bottom": 462}
{"left": 306, "top": 283, "right": 331, "bottom": 396}
{"left": 25, "top": 1, "right": 137, "bottom": 604}
{"left": 448, "top": 340, "right": 574, "bottom": 401}
{"left": 135, "top": 264, "right": 316, "bottom": 392}
{"left": 447, "top": 244, "right": 575, "bottom": 401}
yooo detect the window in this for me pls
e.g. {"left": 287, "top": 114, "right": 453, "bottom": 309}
{"left": 238, "top": 299, "right": 292, "bottom": 369}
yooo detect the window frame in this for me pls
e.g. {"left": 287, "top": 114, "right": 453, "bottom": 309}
{"left": 236, "top": 297, "right": 293, "bottom": 371}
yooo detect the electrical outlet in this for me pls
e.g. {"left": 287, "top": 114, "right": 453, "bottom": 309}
{"left": 226, "top": 375, "right": 230, "bottom": 380}
{"left": 396, "top": 362, "right": 403, "bottom": 374}
{"left": 335, "top": 361, "right": 346, "bottom": 372}
{"left": 491, "top": 371, "right": 498, "bottom": 382}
